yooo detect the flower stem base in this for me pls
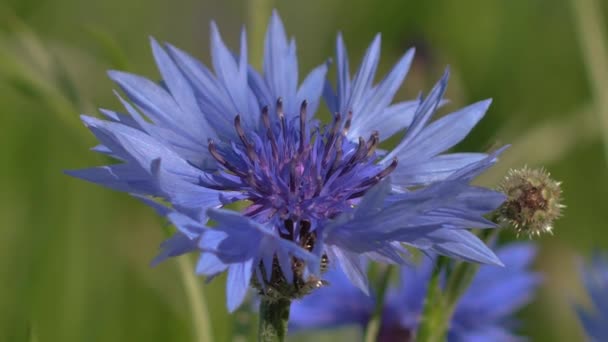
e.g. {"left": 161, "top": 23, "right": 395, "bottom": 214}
{"left": 258, "top": 298, "right": 291, "bottom": 342}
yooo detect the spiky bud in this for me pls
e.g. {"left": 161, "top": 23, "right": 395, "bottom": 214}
{"left": 497, "top": 167, "right": 564, "bottom": 237}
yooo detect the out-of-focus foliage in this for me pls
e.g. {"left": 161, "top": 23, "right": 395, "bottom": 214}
{"left": 0, "top": 0, "right": 606, "bottom": 341}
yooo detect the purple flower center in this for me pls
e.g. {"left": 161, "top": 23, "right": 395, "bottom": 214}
{"left": 208, "top": 99, "right": 397, "bottom": 238}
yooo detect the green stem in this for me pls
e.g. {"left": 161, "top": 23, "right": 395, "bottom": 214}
{"left": 444, "top": 230, "right": 496, "bottom": 310}
{"left": 258, "top": 298, "right": 291, "bottom": 342}
{"left": 177, "top": 255, "right": 213, "bottom": 342}
{"left": 164, "top": 226, "right": 212, "bottom": 342}
{"left": 364, "top": 265, "right": 394, "bottom": 342}
{"left": 417, "top": 229, "right": 498, "bottom": 341}
{"left": 416, "top": 257, "right": 449, "bottom": 342}
{"left": 570, "top": 0, "right": 608, "bottom": 166}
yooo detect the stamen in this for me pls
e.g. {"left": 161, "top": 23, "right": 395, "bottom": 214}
{"left": 289, "top": 160, "right": 298, "bottom": 193}
{"left": 366, "top": 131, "right": 380, "bottom": 158}
{"left": 267, "top": 130, "right": 279, "bottom": 161}
{"left": 314, "top": 175, "right": 323, "bottom": 196}
{"left": 299, "top": 100, "right": 307, "bottom": 153}
{"left": 261, "top": 106, "right": 280, "bottom": 161}
{"left": 246, "top": 170, "right": 259, "bottom": 188}
{"left": 208, "top": 139, "right": 246, "bottom": 177}
{"left": 340, "top": 137, "right": 366, "bottom": 176}
{"left": 342, "top": 110, "right": 353, "bottom": 136}
{"left": 360, "top": 158, "right": 398, "bottom": 188}
{"left": 208, "top": 139, "right": 226, "bottom": 164}
{"left": 234, "top": 115, "right": 257, "bottom": 162}
{"left": 276, "top": 98, "right": 287, "bottom": 142}
{"left": 261, "top": 106, "right": 271, "bottom": 129}
{"left": 322, "top": 113, "right": 342, "bottom": 166}
{"left": 326, "top": 134, "right": 344, "bottom": 179}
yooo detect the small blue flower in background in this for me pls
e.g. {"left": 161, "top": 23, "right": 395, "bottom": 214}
{"left": 67, "top": 10, "right": 508, "bottom": 311}
{"left": 576, "top": 253, "right": 608, "bottom": 341}
{"left": 291, "top": 243, "right": 541, "bottom": 341}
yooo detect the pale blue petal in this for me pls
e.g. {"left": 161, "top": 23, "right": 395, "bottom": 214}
{"left": 210, "top": 23, "right": 256, "bottom": 130}
{"left": 151, "top": 233, "right": 198, "bottom": 266}
{"left": 164, "top": 43, "right": 236, "bottom": 139}
{"left": 395, "top": 99, "right": 491, "bottom": 162}
{"left": 348, "top": 48, "right": 415, "bottom": 140}
{"left": 226, "top": 260, "right": 254, "bottom": 312}
{"left": 335, "top": 33, "right": 350, "bottom": 109}
{"left": 297, "top": 64, "right": 328, "bottom": 119}
{"left": 383, "top": 70, "right": 449, "bottom": 162}
{"left": 150, "top": 37, "right": 214, "bottom": 139}
{"left": 391, "top": 153, "right": 487, "bottom": 186}
{"left": 196, "top": 252, "right": 228, "bottom": 277}
{"left": 347, "top": 34, "right": 381, "bottom": 112}
{"left": 425, "top": 229, "right": 503, "bottom": 266}
{"left": 328, "top": 246, "right": 369, "bottom": 295}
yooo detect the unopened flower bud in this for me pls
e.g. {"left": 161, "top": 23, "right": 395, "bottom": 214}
{"left": 497, "top": 167, "right": 564, "bottom": 237}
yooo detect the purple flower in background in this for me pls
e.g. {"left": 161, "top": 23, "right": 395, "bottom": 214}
{"left": 576, "top": 253, "right": 608, "bottom": 341}
{"left": 290, "top": 243, "right": 541, "bottom": 341}
{"left": 67, "top": 11, "right": 507, "bottom": 311}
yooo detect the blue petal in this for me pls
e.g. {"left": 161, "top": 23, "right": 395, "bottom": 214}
{"left": 297, "top": 64, "right": 328, "bottom": 120}
{"left": 347, "top": 34, "right": 381, "bottom": 112}
{"left": 226, "top": 260, "right": 254, "bottom": 312}
{"left": 263, "top": 10, "right": 298, "bottom": 117}
{"left": 335, "top": 33, "right": 350, "bottom": 111}
{"left": 327, "top": 246, "right": 370, "bottom": 295}
{"left": 370, "top": 100, "right": 418, "bottom": 141}
{"left": 391, "top": 153, "right": 487, "bottom": 187}
{"left": 447, "top": 146, "right": 509, "bottom": 182}
{"left": 449, "top": 325, "right": 520, "bottom": 342}
{"left": 165, "top": 43, "right": 237, "bottom": 139}
{"left": 384, "top": 70, "right": 449, "bottom": 162}
{"left": 209, "top": 23, "right": 257, "bottom": 130}
{"left": 65, "top": 164, "right": 160, "bottom": 195}
{"left": 151, "top": 233, "right": 198, "bottom": 266}
{"left": 424, "top": 229, "right": 503, "bottom": 266}
{"left": 108, "top": 70, "right": 215, "bottom": 144}
{"left": 348, "top": 48, "right": 415, "bottom": 141}
{"left": 196, "top": 252, "right": 228, "bottom": 278}
{"left": 290, "top": 267, "right": 373, "bottom": 331}
{"left": 150, "top": 37, "right": 215, "bottom": 139}
{"left": 206, "top": 209, "right": 318, "bottom": 267}
{"left": 113, "top": 92, "right": 213, "bottom": 168}
{"left": 396, "top": 99, "right": 491, "bottom": 162}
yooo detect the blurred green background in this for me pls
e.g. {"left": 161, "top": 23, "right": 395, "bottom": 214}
{"left": 1, "top": 0, "right": 607, "bottom": 341}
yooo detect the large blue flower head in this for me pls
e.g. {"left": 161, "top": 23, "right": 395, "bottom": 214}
{"left": 68, "top": 11, "right": 507, "bottom": 311}
{"left": 290, "top": 243, "right": 541, "bottom": 341}
{"left": 576, "top": 253, "right": 608, "bottom": 341}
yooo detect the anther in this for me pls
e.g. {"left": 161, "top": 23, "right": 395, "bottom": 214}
{"left": 208, "top": 139, "right": 246, "bottom": 177}
{"left": 234, "top": 115, "right": 257, "bottom": 162}
{"left": 322, "top": 113, "right": 342, "bottom": 166}
{"left": 359, "top": 158, "right": 398, "bottom": 188}
{"left": 208, "top": 139, "right": 226, "bottom": 165}
{"left": 340, "top": 137, "right": 366, "bottom": 176}
{"left": 246, "top": 170, "right": 259, "bottom": 188}
{"left": 366, "top": 131, "right": 380, "bottom": 158}
{"left": 299, "top": 100, "right": 308, "bottom": 153}
{"left": 276, "top": 98, "right": 287, "bottom": 141}
{"left": 261, "top": 106, "right": 271, "bottom": 129}
{"left": 376, "top": 158, "right": 398, "bottom": 180}
{"left": 289, "top": 160, "right": 298, "bottom": 193}
{"left": 342, "top": 111, "right": 353, "bottom": 135}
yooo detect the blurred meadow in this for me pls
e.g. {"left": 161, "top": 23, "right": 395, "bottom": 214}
{"left": 1, "top": 0, "right": 607, "bottom": 341}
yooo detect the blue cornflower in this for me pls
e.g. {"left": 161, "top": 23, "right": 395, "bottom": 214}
{"left": 576, "top": 253, "right": 608, "bottom": 341}
{"left": 290, "top": 243, "right": 541, "bottom": 341}
{"left": 68, "top": 11, "right": 507, "bottom": 311}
